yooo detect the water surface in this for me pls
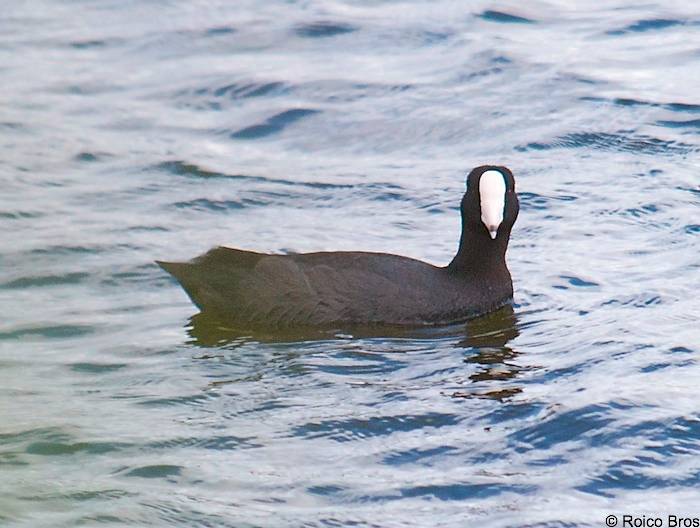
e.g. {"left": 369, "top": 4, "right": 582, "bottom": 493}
{"left": 1, "top": 1, "right": 699, "bottom": 526}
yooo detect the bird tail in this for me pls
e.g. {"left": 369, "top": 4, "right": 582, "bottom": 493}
{"left": 156, "top": 260, "right": 209, "bottom": 311}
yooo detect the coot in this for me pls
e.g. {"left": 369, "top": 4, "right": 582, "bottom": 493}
{"left": 158, "top": 165, "right": 519, "bottom": 328}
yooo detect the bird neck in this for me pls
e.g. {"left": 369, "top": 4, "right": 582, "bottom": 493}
{"left": 446, "top": 228, "right": 508, "bottom": 276}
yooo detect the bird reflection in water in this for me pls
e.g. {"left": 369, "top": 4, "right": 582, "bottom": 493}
{"left": 185, "top": 312, "right": 359, "bottom": 347}
{"left": 450, "top": 305, "right": 525, "bottom": 401}
{"left": 186, "top": 312, "right": 255, "bottom": 349}
{"left": 186, "top": 306, "right": 526, "bottom": 401}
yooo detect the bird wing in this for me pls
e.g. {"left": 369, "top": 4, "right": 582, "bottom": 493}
{"left": 160, "top": 247, "right": 443, "bottom": 327}
{"left": 244, "top": 252, "right": 439, "bottom": 325}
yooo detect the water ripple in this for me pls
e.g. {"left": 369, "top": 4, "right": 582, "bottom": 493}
{"left": 293, "top": 413, "right": 461, "bottom": 442}
{"left": 0, "top": 324, "right": 95, "bottom": 340}
{"left": 230, "top": 108, "right": 320, "bottom": 139}
{"left": 657, "top": 119, "right": 700, "bottom": 130}
{"left": 294, "top": 21, "right": 357, "bottom": 38}
{"left": 122, "top": 464, "right": 183, "bottom": 479}
{"left": 478, "top": 10, "right": 535, "bottom": 24}
{"left": 173, "top": 80, "right": 289, "bottom": 111}
{"left": 517, "top": 131, "right": 695, "bottom": 155}
{"left": 606, "top": 18, "right": 685, "bottom": 35}
{"left": 582, "top": 96, "right": 700, "bottom": 114}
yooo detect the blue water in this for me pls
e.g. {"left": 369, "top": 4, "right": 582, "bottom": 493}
{"left": 1, "top": 1, "right": 699, "bottom": 526}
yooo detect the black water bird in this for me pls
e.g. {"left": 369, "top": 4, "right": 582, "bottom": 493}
{"left": 158, "top": 165, "right": 519, "bottom": 329}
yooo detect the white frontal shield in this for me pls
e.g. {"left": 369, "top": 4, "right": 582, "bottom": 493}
{"left": 479, "top": 170, "right": 506, "bottom": 240}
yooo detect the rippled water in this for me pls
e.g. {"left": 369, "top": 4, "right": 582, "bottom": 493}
{"left": 2, "top": 1, "right": 699, "bottom": 526}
